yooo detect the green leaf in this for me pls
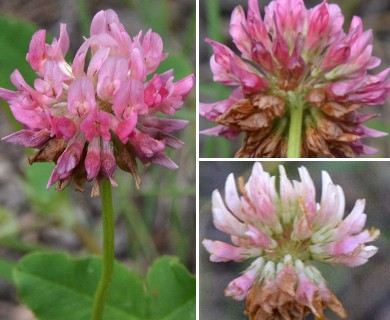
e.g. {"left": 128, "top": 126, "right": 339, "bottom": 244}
{"left": 13, "top": 253, "right": 195, "bottom": 320}
{"left": 0, "top": 256, "right": 16, "bottom": 283}
{"left": 14, "top": 253, "right": 147, "bottom": 320}
{"left": 147, "top": 257, "right": 196, "bottom": 320}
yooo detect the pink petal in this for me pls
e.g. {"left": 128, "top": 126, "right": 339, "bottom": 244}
{"left": 26, "top": 29, "right": 46, "bottom": 74}
{"left": 139, "top": 117, "right": 188, "bottom": 133}
{"left": 225, "top": 258, "right": 264, "bottom": 300}
{"left": 200, "top": 125, "right": 241, "bottom": 140}
{"left": 55, "top": 116, "right": 77, "bottom": 140}
{"left": 333, "top": 245, "right": 378, "bottom": 267}
{"left": 172, "top": 74, "right": 195, "bottom": 98}
{"left": 90, "top": 9, "right": 121, "bottom": 36}
{"left": 229, "top": 56, "right": 269, "bottom": 93}
{"left": 148, "top": 153, "right": 178, "bottom": 170}
{"left": 212, "top": 190, "right": 247, "bottom": 237}
{"left": 199, "top": 99, "right": 234, "bottom": 122}
{"left": 0, "top": 88, "right": 18, "bottom": 102}
{"left": 85, "top": 137, "right": 101, "bottom": 180}
{"left": 252, "top": 42, "right": 275, "bottom": 72}
{"left": 34, "top": 61, "right": 63, "bottom": 99}
{"left": 144, "top": 74, "right": 170, "bottom": 108}
{"left": 296, "top": 273, "right": 319, "bottom": 313}
{"left": 306, "top": 2, "right": 330, "bottom": 51}
{"left": 321, "top": 44, "right": 351, "bottom": 72}
{"left": 247, "top": 170, "right": 278, "bottom": 226}
{"left": 47, "top": 137, "right": 85, "bottom": 188}
{"left": 247, "top": 0, "right": 272, "bottom": 50}
{"left": 203, "top": 239, "right": 262, "bottom": 263}
{"left": 279, "top": 165, "right": 297, "bottom": 211}
{"left": 328, "top": 229, "right": 377, "bottom": 256}
{"left": 129, "top": 47, "right": 146, "bottom": 81}
{"left": 113, "top": 79, "right": 144, "bottom": 118}
{"left": 10, "top": 70, "right": 51, "bottom": 106}
{"left": 67, "top": 77, "right": 96, "bottom": 116}
{"left": 230, "top": 6, "right": 252, "bottom": 59}
{"left": 272, "top": 16, "right": 290, "bottom": 67}
{"left": 2, "top": 129, "right": 50, "bottom": 148}
{"left": 10, "top": 106, "right": 48, "bottom": 130}
{"left": 112, "top": 115, "right": 137, "bottom": 144}
{"left": 57, "top": 23, "right": 70, "bottom": 57}
{"left": 297, "top": 166, "right": 316, "bottom": 215}
{"left": 334, "top": 199, "right": 366, "bottom": 241}
{"left": 317, "top": 171, "right": 345, "bottom": 227}
{"left": 206, "top": 39, "right": 240, "bottom": 86}
{"left": 87, "top": 47, "right": 110, "bottom": 79}
{"left": 80, "top": 108, "right": 112, "bottom": 141}
{"left": 224, "top": 173, "right": 245, "bottom": 221}
{"left": 140, "top": 30, "right": 165, "bottom": 75}
{"left": 72, "top": 40, "right": 90, "bottom": 77}
{"left": 47, "top": 23, "right": 69, "bottom": 60}
{"left": 100, "top": 140, "right": 118, "bottom": 187}
{"left": 130, "top": 130, "right": 166, "bottom": 159}
{"left": 245, "top": 225, "right": 272, "bottom": 248}
{"left": 359, "top": 126, "right": 387, "bottom": 138}
{"left": 97, "top": 56, "right": 128, "bottom": 101}
{"left": 158, "top": 74, "right": 194, "bottom": 114}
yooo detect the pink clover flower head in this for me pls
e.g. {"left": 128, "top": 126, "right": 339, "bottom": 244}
{"left": 203, "top": 163, "right": 379, "bottom": 319}
{"left": 0, "top": 9, "right": 194, "bottom": 195}
{"left": 201, "top": 0, "right": 390, "bottom": 157}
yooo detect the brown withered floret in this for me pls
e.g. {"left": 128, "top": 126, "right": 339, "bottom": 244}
{"left": 210, "top": 83, "right": 381, "bottom": 158}
{"left": 245, "top": 277, "right": 347, "bottom": 320}
{"left": 216, "top": 95, "right": 284, "bottom": 130}
{"left": 113, "top": 136, "right": 141, "bottom": 190}
{"left": 27, "top": 135, "right": 142, "bottom": 197}
{"left": 28, "top": 138, "right": 67, "bottom": 164}
{"left": 216, "top": 94, "right": 287, "bottom": 158}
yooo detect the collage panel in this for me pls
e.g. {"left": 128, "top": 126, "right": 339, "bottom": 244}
{"left": 199, "top": 161, "right": 389, "bottom": 320}
{"left": 199, "top": 0, "right": 390, "bottom": 158}
{"left": 0, "top": 0, "right": 390, "bottom": 320}
{"left": 0, "top": 1, "right": 195, "bottom": 320}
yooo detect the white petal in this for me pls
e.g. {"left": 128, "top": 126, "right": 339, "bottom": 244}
{"left": 225, "top": 173, "right": 245, "bottom": 221}
{"left": 212, "top": 190, "right": 247, "bottom": 236}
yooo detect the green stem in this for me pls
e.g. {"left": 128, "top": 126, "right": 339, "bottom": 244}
{"left": 92, "top": 180, "right": 115, "bottom": 320}
{"left": 287, "top": 95, "right": 304, "bottom": 158}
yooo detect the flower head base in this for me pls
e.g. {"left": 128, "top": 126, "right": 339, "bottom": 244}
{"left": 0, "top": 10, "right": 194, "bottom": 195}
{"left": 203, "top": 163, "right": 379, "bottom": 319}
{"left": 201, "top": 0, "right": 390, "bottom": 157}
{"left": 244, "top": 256, "right": 346, "bottom": 320}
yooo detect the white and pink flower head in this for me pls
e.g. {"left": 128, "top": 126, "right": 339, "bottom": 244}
{"left": 203, "top": 163, "right": 379, "bottom": 319}
{"left": 0, "top": 10, "right": 194, "bottom": 195}
{"left": 200, "top": 0, "right": 390, "bottom": 157}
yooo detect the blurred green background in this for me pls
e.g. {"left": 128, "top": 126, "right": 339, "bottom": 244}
{"left": 199, "top": 0, "right": 390, "bottom": 158}
{"left": 0, "top": 0, "right": 195, "bottom": 319}
{"left": 199, "top": 161, "right": 390, "bottom": 320}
